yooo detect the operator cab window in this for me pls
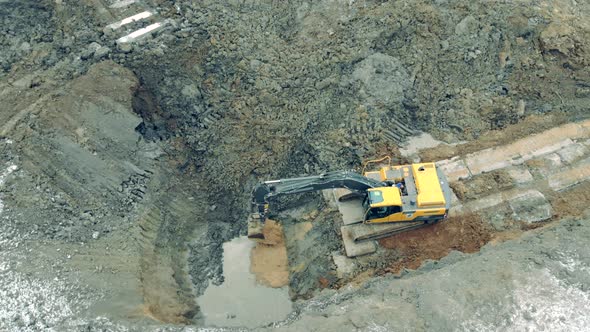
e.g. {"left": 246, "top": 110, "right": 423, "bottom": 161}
{"left": 367, "top": 205, "right": 402, "bottom": 220}
{"left": 368, "top": 190, "right": 384, "bottom": 204}
{"left": 368, "top": 207, "right": 389, "bottom": 219}
{"left": 366, "top": 190, "right": 402, "bottom": 220}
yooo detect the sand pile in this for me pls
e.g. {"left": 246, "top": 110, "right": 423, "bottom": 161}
{"left": 250, "top": 220, "right": 289, "bottom": 288}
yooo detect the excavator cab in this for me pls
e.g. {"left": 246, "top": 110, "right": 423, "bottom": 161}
{"left": 362, "top": 187, "right": 403, "bottom": 223}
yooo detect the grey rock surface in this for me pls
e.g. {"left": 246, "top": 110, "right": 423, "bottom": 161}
{"left": 509, "top": 190, "right": 553, "bottom": 223}
{"left": 352, "top": 53, "right": 410, "bottom": 105}
{"left": 270, "top": 214, "right": 590, "bottom": 332}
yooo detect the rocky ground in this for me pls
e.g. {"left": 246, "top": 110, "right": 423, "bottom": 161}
{"left": 0, "top": 0, "right": 589, "bottom": 331}
{"left": 269, "top": 212, "right": 590, "bottom": 332}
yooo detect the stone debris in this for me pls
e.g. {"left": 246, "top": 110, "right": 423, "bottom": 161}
{"left": 436, "top": 157, "right": 471, "bottom": 182}
{"left": 440, "top": 123, "right": 590, "bottom": 222}
{"left": 352, "top": 53, "right": 410, "bottom": 105}
{"left": 557, "top": 143, "right": 587, "bottom": 165}
{"left": 331, "top": 252, "right": 356, "bottom": 278}
{"left": 548, "top": 158, "right": 590, "bottom": 191}
{"left": 436, "top": 120, "right": 590, "bottom": 181}
{"left": 508, "top": 190, "right": 552, "bottom": 223}
{"left": 534, "top": 153, "right": 564, "bottom": 177}
{"left": 400, "top": 133, "right": 445, "bottom": 159}
{"left": 463, "top": 193, "right": 504, "bottom": 213}
{"left": 505, "top": 166, "right": 534, "bottom": 185}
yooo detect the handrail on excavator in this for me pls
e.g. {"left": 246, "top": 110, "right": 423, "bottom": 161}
{"left": 361, "top": 156, "right": 391, "bottom": 175}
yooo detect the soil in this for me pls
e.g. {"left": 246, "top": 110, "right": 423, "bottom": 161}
{"left": 250, "top": 220, "right": 289, "bottom": 288}
{"left": 266, "top": 213, "right": 590, "bottom": 332}
{"left": 378, "top": 174, "right": 590, "bottom": 277}
{"left": 547, "top": 181, "right": 590, "bottom": 218}
{"left": 379, "top": 213, "right": 493, "bottom": 274}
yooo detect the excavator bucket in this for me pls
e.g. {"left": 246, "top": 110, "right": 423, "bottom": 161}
{"left": 247, "top": 214, "right": 265, "bottom": 240}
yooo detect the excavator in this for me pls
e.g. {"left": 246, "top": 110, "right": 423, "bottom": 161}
{"left": 248, "top": 158, "right": 453, "bottom": 243}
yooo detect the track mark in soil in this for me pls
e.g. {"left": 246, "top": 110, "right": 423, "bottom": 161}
{"left": 138, "top": 206, "right": 194, "bottom": 324}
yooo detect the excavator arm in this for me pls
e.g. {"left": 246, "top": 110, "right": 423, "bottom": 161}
{"left": 248, "top": 170, "right": 382, "bottom": 239}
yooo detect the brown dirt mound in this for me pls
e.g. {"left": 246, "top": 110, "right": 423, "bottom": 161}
{"left": 378, "top": 213, "right": 492, "bottom": 274}
{"left": 548, "top": 181, "right": 590, "bottom": 219}
{"left": 250, "top": 220, "right": 289, "bottom": 288}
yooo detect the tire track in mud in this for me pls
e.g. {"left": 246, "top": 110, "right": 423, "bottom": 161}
{"left": 137, "top": 205, "right": 193, "bottom": 323}
{"left": 135, "top": 167, "right": 208, "bottom": 323}
{"left": 0, "top": 61, "right": 208, "bottom": 325}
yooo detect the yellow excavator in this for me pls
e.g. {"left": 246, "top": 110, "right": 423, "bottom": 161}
{"left": 248, "top": 159, "right": 452, "bottom": 242}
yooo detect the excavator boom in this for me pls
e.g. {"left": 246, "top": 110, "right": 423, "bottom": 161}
{"left": 248, "top": 171, "right": 382, "bottom": 239}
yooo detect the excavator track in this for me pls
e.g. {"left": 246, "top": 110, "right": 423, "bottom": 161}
{"left": 340, "top": 219, "right": 438, "bottom": 257}
{"left": 351, "top": 220, "right": 433, "bottom": 242}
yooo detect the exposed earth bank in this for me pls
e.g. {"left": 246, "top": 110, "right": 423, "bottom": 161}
{"left": 266, "top": 212, "right": 590, "bottom": 332}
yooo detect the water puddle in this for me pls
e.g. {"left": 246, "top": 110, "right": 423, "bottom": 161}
{"left": 197, "top": 236, "right": 293, "bottom": 328}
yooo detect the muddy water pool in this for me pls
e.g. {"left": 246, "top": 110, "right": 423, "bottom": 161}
{"left": 197, "top": 236, "right": 292, "bottom": 328}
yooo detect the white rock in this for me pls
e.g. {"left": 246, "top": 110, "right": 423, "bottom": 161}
{"left": 557, "top": 143, "right": 587, "bottom": 164}
{"left": 508, "top": 190, "right": 552, "bottom": 223}
{"left": 332, "top": 252, "right": 356, "bottom": 278}
{"left": 506, "top": 166, "right": 534, "bottom": 184}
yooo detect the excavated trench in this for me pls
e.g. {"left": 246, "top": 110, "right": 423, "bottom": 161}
{"left": 126, "top": 67, "right": 331, "bottom": 324}
{"left": 127, "top": 70, "right": 588, "bottom": 328}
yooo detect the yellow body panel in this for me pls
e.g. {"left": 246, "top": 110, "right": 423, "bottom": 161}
{"left": 412, "top": 163, "right": 446, "bottom": 208}
{"left": 367, "top": 187, "right": 402, "bottom": 207}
